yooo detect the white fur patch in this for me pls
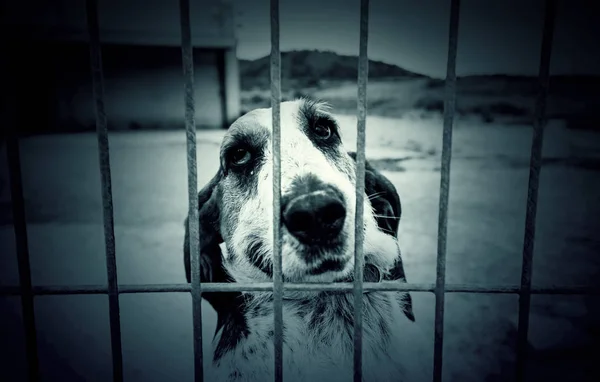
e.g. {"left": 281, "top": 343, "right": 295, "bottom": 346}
{"left": 224, "top": 99, "right": 399, "bottom": 285}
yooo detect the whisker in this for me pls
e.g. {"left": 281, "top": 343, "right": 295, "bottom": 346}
{"left": 371, "top": 214, "right": 401, "bottom": 220}
{"left": 367, "top": 191, "right": 387, "bottom": 200}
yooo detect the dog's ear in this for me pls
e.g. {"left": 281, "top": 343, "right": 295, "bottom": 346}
{"left": 347, "top": 151, "right": 414, "bottom": 321}
{"left": 183, "top": 171, "right": 245, "bottom": 330}
{"left": 347, "top": 152, "right": 401, "bottom": 237}
{"left": 183, "top": 171, "right": 228, "bottom": 286}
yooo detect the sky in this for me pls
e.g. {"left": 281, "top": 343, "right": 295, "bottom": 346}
{"left": 231, "top": 0, "right": 600, "bottom": 78}
{"left": 3, "top": 0, "right": 597, "bottom": 78}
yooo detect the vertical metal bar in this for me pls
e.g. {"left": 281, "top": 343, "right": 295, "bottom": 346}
{"left": 3, "top": 30, "right": 40, "bottom": 381}
{"left": 178, "top": 0, "right": 204, "bottom": 381}
{"left": 353, "top": 1, "right": 370, "bottom": 381}
{"left": 270, "top": 0, "right": 283, "bottom": 381}
{"left": 6, "top": 129, "right": 40, "bottom": 382}
{"left": 433, "top": 0, "right": 461, "bottom": 381}
{"left": 515, "top": 1, "right": 556, "bottom": 381}
{"left": 85, "top": 1, "right": 124, "bottom": 381}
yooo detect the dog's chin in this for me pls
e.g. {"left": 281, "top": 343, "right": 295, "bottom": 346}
{"left": 284, "top": 247, "right": 355, "bottom": 283}
{"left": 280, "top": 230, "right": 357, "bottom": 282}
{"left": 299, "top": 257, "right": 355, "bottom": 283}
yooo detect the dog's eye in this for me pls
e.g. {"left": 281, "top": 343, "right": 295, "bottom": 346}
{"left": 314, "top": 124, "right": 332, "bottom": 139}
{"left": 231, "top": 148, "right": 251, "bottom": 166}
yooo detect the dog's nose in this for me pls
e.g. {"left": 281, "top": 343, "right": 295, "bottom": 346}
{"left": 282, "top": 192, "right": 346, "bottom": 243}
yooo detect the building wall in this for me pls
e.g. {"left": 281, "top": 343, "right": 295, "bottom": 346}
{"left": 3, "top": 0, "right": 239, "bottom": 133}
{"left": 1, "top": 0, "right": 236, "bottom": 45}
{"left": 69, "top": 44, "right": 224, "bottom": 130}
{"left": 224, "top": 47, "right": 242, "bottom": 124}
{"left": 14, "top": 42, "right": 225, "bottom": 134}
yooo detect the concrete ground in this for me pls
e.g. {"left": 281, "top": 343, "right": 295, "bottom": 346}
{"left": 1, "top": 113, "right": 599, "bottom": 381}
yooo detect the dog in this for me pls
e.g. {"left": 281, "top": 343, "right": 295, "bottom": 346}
{"left": 183, "top": 99, "right": 431, "bottom": 381}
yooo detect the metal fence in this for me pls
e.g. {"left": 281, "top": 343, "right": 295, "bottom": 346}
{"left": 3, "top": 0, "right": 600, "bottom": 381}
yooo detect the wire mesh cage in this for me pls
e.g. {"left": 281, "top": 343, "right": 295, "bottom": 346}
{"left": 3, "top": 0, "right": 600, "bottom": 382}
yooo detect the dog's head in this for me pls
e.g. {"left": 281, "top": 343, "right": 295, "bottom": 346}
{"left": 185, "top": 99, "right": 404, "bottom": 285}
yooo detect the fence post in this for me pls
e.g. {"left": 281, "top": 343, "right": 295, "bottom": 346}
{"left": 353, "top": 1, "right": 370, "bottom": 381}
{"left": 515, "top": 1, "right": 557, "bottom": 381}
{"left": 178, "top": 0, "right": 204, "bottom": 381}
{"left": 4, "top": 39, "right": 40, "bottom": 379}
{"left": 85, "top": 1, "right": 124, "bottom": 381}
{"left": 432, "top": 1, "right": 461, "bottom": 381}
{"left": 270, "top": 0, "right": 284, "bottom": 381}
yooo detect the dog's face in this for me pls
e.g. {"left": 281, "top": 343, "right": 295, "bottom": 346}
{"left": 210, "top": 99, "right": 400, "bottom": 284}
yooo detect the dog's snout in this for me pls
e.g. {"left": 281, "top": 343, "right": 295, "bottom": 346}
{"left": 283, "top": 192, "right": 346, "bottom": 244}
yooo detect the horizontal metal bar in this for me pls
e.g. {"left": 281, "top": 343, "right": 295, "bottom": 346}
{"left": 1, "top": 283, "right": 599, "bottom": 296}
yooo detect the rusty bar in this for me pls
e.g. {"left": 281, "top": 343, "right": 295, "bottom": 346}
{"left": 6, "top": 120, "right": 40, "bottom": 382}
{"left": 353, "top": 0, "right": 370, "bottom": 381}
{"left": 178, "top": 0, "right": 204, "bottom": 381}
{"left": 433, "top": 0, "right": 461, "bottom": 381}
{"left": 515, "top": 1, "right": 557, "bottom": 381}
{"left": 1, "top": 283, "right": 600, "bottom": 296}
{"left": 85, "top": 1, "right": 124, "bottom": 381}
{"left": 270, "top": 0, "right": 283, "bottom": 381}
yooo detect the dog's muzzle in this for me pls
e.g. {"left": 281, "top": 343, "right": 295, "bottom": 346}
{"left": 281, "top": 174, "right": 347, "bottom": 249}
{"left": 282, "top": 190, "right": 346, "bottom": 244}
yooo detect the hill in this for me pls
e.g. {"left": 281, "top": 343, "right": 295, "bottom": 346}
{"left": 239, "top": 49, "right": 427, "bottom": 90}
{"left": 238, "top": 51, "right": 600, "bottom": 130}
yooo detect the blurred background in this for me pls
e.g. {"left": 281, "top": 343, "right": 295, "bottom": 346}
{"left": 1, "top": 0, "right": 599, "bottom": 381}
